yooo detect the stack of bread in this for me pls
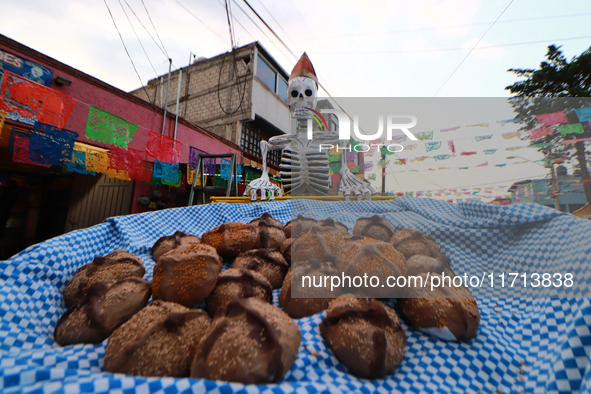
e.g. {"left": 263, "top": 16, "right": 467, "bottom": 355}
{"left": 54, "top": 211, "right": 479, "bottom": 383}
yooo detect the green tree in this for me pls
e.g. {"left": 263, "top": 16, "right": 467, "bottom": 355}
{"left": 506, "top": 45, "right": 591, "bottom": 206}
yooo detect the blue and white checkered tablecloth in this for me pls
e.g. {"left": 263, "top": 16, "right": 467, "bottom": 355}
{"left": 1, "top": 197, "right": 591, "bottom": 393}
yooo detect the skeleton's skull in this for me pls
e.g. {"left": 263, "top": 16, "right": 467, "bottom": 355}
{"left": 287, "top": 77, "right": 317, "bottom": 119}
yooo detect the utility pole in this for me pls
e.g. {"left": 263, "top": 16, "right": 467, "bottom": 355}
{"left": 544, "top": 149, "right": 561, "bottom": 211}
{"left": 381, "top": 152, "right": 386, "bottom": 195}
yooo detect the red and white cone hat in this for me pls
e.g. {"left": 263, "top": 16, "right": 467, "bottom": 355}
{"left": 289, "top": 52, "right": 317, "bottom": 85}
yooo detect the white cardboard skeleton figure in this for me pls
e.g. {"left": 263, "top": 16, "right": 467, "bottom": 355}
{"left": 244, "top": 53, "right": 376, "bottom": 201}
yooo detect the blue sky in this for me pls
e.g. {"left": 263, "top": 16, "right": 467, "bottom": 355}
{"left": 2, "top": 0, "right": 589, "bottom": 196}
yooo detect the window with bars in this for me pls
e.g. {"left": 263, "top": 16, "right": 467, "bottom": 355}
{"left": 240, "top": 123, "right": 281, "bottom": 167}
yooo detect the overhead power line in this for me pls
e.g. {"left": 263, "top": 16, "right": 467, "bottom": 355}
{"left": 241, "top": 0, "right": 298, "bottom": 61}
{"left": 172, "top": 0, "right": 230, "bottom": 46}
{"left": 292, "top": 12, "right": 591, "bottom": 42}
{"left": 124, "top": 0, "right": 169, "bottom": 59}
{"left": 313, "top": 34, "right": 591, "bottom": 55}
{"left": 117, "top": 0, "right": 159, "bottom": 78}
{"left": 431, "top": 0, "right": 515, "bottom": 98}
{"left": 102, "top": 0, "right": 152, "bottom": 101}
{"left": 140, "top": 0, "right": 170, "bottom": 58}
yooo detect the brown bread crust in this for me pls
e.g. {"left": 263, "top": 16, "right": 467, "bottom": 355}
{"left": 63, "top": 250, "right": 145, "bottom": 307}
{"left": 190, "top": 298, "right": 301, "bottom": 384}
{"left": 320, "top": 297, "right": 406, "bottom": 379}
{"left": 151, "top": 243, "right": 222, "bottom": 307}
{"left": 104, "top": 300, "right": 210, "bottom": 377}
{"left": 205, "top": 268, "right": 272, "bottom": 315}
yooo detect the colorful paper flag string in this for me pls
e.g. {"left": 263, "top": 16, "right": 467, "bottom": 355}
{"left": 137, "top": 161, "right": 153, "bottom": 183}
{"left": 67, "top": 149, "right": 95, "bottom": 175}
{"left": 475, "top": 135, "right": 492, "bottom": 142}
{"left": 0, "top": 71, "right": 76, "bottom": 128}
{"left": 574, "top": 107, "right": 591, "bottom": 123}
{"left": 556, "top": 123, "right": 584, "bottom": 135}
{"left": 29, "top": 123, "right": 78, "bottom": 166}
{"left": 85, "top": 148, "right": 110, "bottom": 174}
{"left": 425, "top": 141, "right": 442, "bottom": 152}
{"left": 162, "top": 170, "right": 182, "bottom": 187}
{"left": 153, "top": 160, "right": 179, "bottom": 182}
{"left": 502, "top": 131, "right": 520, "bottom": 139}
{"left": 416, "top": 131, "right": 433, "bottom": 141}
{"left": 12, "top": 135, "right": 51, "bottom": 167}
{"left": 189, "top": 146, "right": 206, "bottom": 170}
{"left": 146, "top": 130, "right": 183, "bottom": 164}
{"left": 536, "top": 111, "right": 568, "bottom": 127}
{"left": 85, "top": 106, "right": 138, "bottom": 148}
{"left": 529, "top": 128, "right": 553, "bottom": 140}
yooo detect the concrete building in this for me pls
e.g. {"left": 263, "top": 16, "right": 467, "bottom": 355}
{"left": 131, "top": 42, "right": 293, "bottom": 168}
{"left": 0, "top": 34, "right": 240, "bottom": 258}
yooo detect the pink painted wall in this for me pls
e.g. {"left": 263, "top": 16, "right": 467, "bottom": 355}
{"left": 0, "top": 39, "right": 241, "bottom": 214}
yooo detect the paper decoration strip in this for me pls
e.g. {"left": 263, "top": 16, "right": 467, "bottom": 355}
{"left": 153, "top": 160, "right": 179, "bottom": 182}
{"left": 497, "top": 118, "right": 520, "bottom": 125}
{"left": 0, "top": 71, "right": 76, "bottom": 128}
{"left": 416, "top": 131, "right": 433, "bottom": 141}
{"left": 328, "top": 152, "right": 341, "bottom": 162}
{"left": 448, "top": 140, "right": 455, "bottom": 153}
{"left": 331, "top": 173, "right": 340, "bottom": 183}
{"left": 220, "top": 158, "right": 231, "bottom": 180}
{"left": 416, "top": 191, "right": 424, "bottom": 197}
{"left": 0, "top": 111, "right": 6, "bottom": 129}
{"left": 8, "top": 128, "right": 32, "bottom": 152}
{"left": 467, "top": 123, "right": 488, "bottom": 128}
{"left": 529, "top": 128, "right": 553, "bottom": 140}
{"left": 28, "top": 123, "right": 78, "bottom": 166}
{"left": 12, "top": 135, "right": 51, "bottom": 167}
{"left": 187, "top": 168, "right": 203, "bottom": 186}
{"left": 368, "top": 173, "right": 376, "bottom": 181}
{"left": 350, "top": 165, "right": 360, "bottom": 174}
{"left": 433, "top": 154, "right": 451, "bottom": 160}
{"left": 110, "top": 146, "right": 143, "bottom": 171}
{"left": 476, "top": 161, "right": 489, "bottom": 167}
{"left": 347, "top": 162, "right": 357, "bottom": 170}
{"left": 441, "top": 126, "right": 460, "bottom": 132}
{"left": 502, "top": 131, "right": 520, "bottom": 140}
{"left": 85, "top": 149, "right": 110, "bottom": 174}
{"left": 85, "top": 106, "right": 138, "bottom": 148}
{"left": 574, "top": 107, "right": 591, "bottom": 122}
{"left": 425, "top": 141, "right": 442, "bottom": 152}
{"left": 483, "top": 149, "right": 497, "bottom": 155}
{"left": 380, "top": 146, "right": 395, "bottom": 156}
{"left": 475, "top": 135, "right": 493, "bottom": 142}
{"left": 561, "top": 137, "right": 591, "bottom": 145}
{"left": 136, "top": 162, "right": 153, "bottom": 183}
{"left": 106, "top": 168, "right": 131, "bottom": 181}
{"left": 188, "top": 146, "right": 206, "bottom": 170}
{"left": 505, "top": 146, "right": 524, "bottom": 151}
{"left": 67, "top": 150, "right": 95, "bottom": 175}
{"left": 495, "top": 164, "right": 507, "bottom": 167}
{"left": 556, "top": 123, "right": 584, "bottom": 135}
{"left": 162, "top": 170, "right": 182, "bottom": 187}
{"left": 345, "top": 151, "right": 357, "bottom": 161}
{"left": 529, "top": 143, "right": 551, "bottom": 148}
{"left": 329, "top": 162, "right": 342, "bottom": 172}
{"left": 536, "top": 111, "right": 568, "bottom": 127}
{"left": 404, "top": 144, "right": 417, "bottom": 151}
{"left": 146, "top": 130, "right": 183, "bottom": 164}
{"left": 391, "top": 135, "right": 406, "bottom": 144}
{"left": 203, "top": 158, "right": 217, "bottom": 176}
{"left": 461, "top": 151, "right": 476, "bottom": 156}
